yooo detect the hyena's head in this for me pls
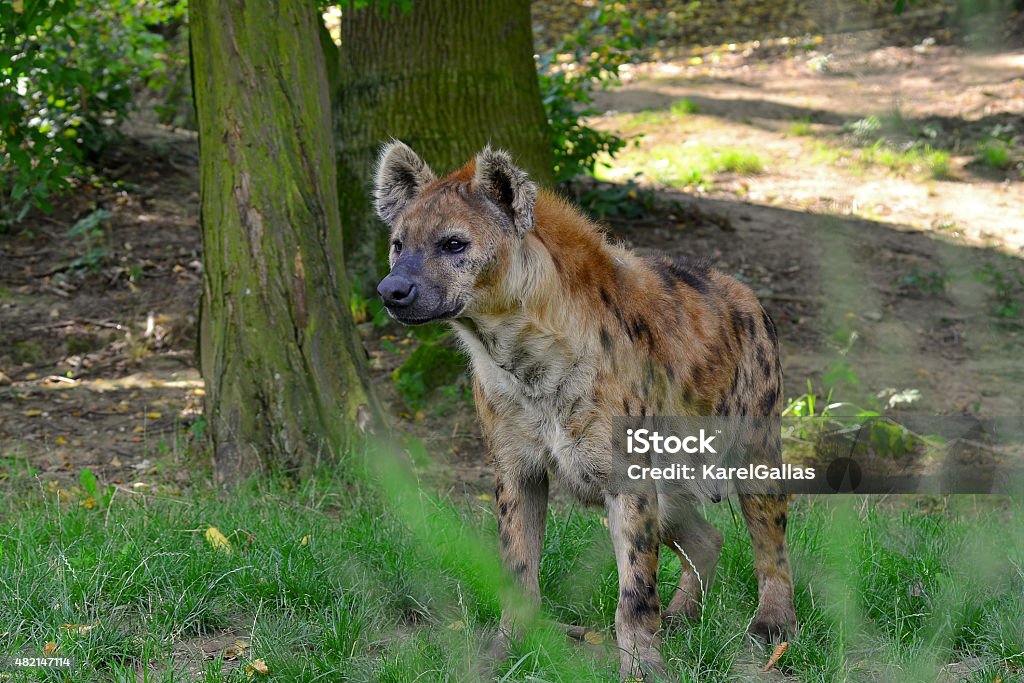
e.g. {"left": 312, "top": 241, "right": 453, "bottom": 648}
{"left": 373, "top": 141, "right": 537, "bottom": 325}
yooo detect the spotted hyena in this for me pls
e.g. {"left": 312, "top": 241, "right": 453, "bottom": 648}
{"left": 374, "top": 141, "right": 796, "bottom": 680}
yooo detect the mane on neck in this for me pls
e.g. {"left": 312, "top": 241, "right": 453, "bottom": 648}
{"left": 484, "top": 190, "right": 619, "bottom": 327}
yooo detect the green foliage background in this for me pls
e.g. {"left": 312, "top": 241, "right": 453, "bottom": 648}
{"left": 0, "top": 0, "right": 186, "bottom": 229}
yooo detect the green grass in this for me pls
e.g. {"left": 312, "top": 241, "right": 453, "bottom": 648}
{"left": 1, "top": 450, "right": 1022, "bottom": 682}
{"left": 860, "top": 141, "right": 952, "bottom": 180}
{"left": 713, "top": 148, "right": 764, "bottom": 174}
{"left": 670, "top": 98, "right": 700, "bottom": 116}
{"left": 811, "top": 138, "right": 952, "bottom": 180}
{"left": 977, "top": 139, "right": 1012, "bottom": 171}
{"left": 602, "top": 143, "right": 765, "bottom": 190}
{"left": 787, "top": 118, "right": 813, "bottom": 137}
{"left": 622, "top": 99, "right": 701, "bottom": 130}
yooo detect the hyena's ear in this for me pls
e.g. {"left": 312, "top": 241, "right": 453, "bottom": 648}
{"left": 374, "top": 140, "right": 436, "bottom": 226}
{"left": 472, "top": 147, "right": 538, "bottom": 236}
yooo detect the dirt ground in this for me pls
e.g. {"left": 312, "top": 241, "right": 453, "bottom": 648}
{"left": 1, "top": 34, "right": 1022, "bottom": 495}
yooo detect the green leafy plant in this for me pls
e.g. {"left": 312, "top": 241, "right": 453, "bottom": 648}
{"left": 975, "top": 263, "right": 1023, "bottom": 322}
{"left": 895, "top": 269, "right": 950, "bottom": 295}
{"left": 350, "top": 287, "right": 390, "bottom": 327}
{"left": 537, "top": 1, "right": 650, "bottom": 183}
{"left": 576, "top": 178, "right": 658, "bottom": 220}
{"left": 0, "top": 0, "right": 186, "bottom": 229}
{"left": 65, "top": 208, "right": 113, "bottom": 272}
{"left": 79, "top": 467, "right": 115, "bottom": 509}
{"left": 845, "top": 116, "right": 883, "bottom": 142}
{"left": 392, "top": 327, "right": 470, "bottom": 413}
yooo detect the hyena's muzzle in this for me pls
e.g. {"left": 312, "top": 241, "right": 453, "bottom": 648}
{"left": 377, "top": 251, "right": 464, "bottom": 325}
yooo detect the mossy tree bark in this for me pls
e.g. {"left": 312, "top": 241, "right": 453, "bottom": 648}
{"left": 191, "top": 0, "right": 381, "bottom": 484}
{"left": 324, "top": 0, "right": 553, "bottom": 291}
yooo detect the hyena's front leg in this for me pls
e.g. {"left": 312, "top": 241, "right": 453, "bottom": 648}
{"left": 490, "top": 467, "right": 549, "bottom": 658}
{"left": 740, "top": 492, "right": 796, "bottom": 641}
{"left": 739, "top": 426, "right": 797, "bottom": 641}
{"left": 606, "top": 493, "right": 668, "bottom": 681}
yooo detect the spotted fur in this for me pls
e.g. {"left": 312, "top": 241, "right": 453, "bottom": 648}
{"left": 375, "top": 142, "right": 797, "bottom": 680}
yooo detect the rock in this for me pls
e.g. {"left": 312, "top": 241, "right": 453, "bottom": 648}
{"left": 863, "top": 310, "right": 883, "bottom": 322}
{"left": 0, "top": 371, "right": 12, "bottom": 386}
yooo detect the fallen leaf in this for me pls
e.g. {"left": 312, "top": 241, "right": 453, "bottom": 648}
{"left": 476, "top": 494, "right": 492, "bottom": 501}
{"left": 761, "top": 641, "right": 788, "bottom": 673}
{"left": 205, "top": 527, "right": 232, "bottom": 554}
{"left": 246, "top": 658, "right": 269, "bottom": 676}
{"left": 61, "top": 621, "right": 98, "bottom": 635}
{"left": 447, "top": 620, "right": 465, "bottom": 631}
{"left": 145, "top": 412, "right": 161, "bottom": 420}
{"left": 55, "top": 436, "right": 67, "bottom": 445}
{"left": 23, "top": 409, "right": 42, "bottom": 417}
{"left": 80, "top": 497, "right": 96, "bottom": 510}
{"left": 43, "top": 642, "right": 58, "bottom": 655}
{"left": 133, "top": 425, "right": 145, "bottom": 433}
{"left": 224, "top": 639, "right": 249, "bottom": 660}
{"left": 583, "top": 630, "right": 604, "bottom": 645}
{"left": 300, "top": 535, "right": 309, "bottom": 546}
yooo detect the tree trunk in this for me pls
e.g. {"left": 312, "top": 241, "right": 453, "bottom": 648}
{"left": 326, "top": 0, "right": 553, "bottom": 291}
{"left": 191, "top": 0, "right": 381, "bottom": 484}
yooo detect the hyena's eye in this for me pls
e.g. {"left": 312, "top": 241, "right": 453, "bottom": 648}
{"left": 392, "top": 239, "right": 402, "bottom": 255}
{"left": 442, "top": 238, "right": 467, "bottom": 254}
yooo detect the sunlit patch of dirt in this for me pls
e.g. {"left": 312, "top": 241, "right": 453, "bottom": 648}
{"left": 592, "top": 38, "right": 1024, "bottom": 247}
{"left": 0, "top": 124, "right": 204, "bottom": 486}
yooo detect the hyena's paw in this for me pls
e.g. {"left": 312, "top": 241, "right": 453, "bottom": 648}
{"left": 619, "top": 648, "right": 669, "bottom": 682}
{"left": 748, "top": 601, "right": 797, "bottom": 643}
{"left": 662, "top": 602, "right": 700, "bottom": 629}
{"left": 473, "top": 629, "right": 513, "bottom": 681}
{"left": 485, "top": 629, "right": 512, "bottom": 663}
{"left": 662, "top": 577, "right": 705, "bottom": 627}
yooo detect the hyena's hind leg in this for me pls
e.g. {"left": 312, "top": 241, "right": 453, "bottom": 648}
{"left": 661, "top": 504, "right": 723, "bottom": 625}
{"left": 738, "top": 425, "right": 797, "bottom": 641}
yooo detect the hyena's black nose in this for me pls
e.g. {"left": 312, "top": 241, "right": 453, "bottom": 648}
{"left": 377, "top": 273, "right": 417, "bottom": 307}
